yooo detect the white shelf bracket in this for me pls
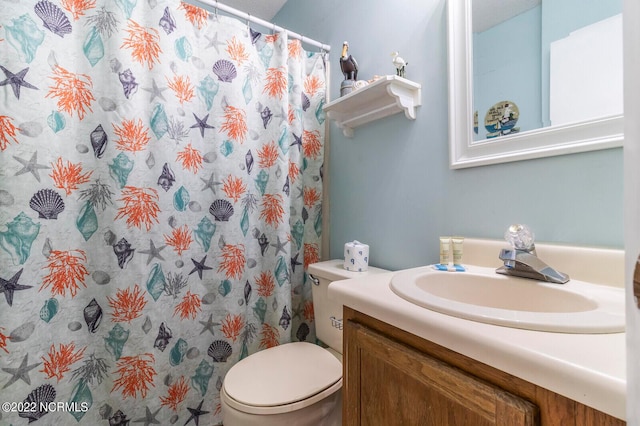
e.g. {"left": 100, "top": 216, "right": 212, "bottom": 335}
{"left": 323, "top": 75, "right": 422, "bottom": 137}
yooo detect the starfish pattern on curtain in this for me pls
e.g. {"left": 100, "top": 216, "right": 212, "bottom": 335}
{"left": 0, "top": 1, "right": 326, "bottom": 424}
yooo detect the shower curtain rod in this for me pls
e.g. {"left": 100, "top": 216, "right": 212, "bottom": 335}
{"left": 185, "top": 0, "right": 331, "bottom": 52}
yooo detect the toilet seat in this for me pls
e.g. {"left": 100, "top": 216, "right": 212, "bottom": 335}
{"left": 222, "top": 342, "right": 342, "bottom": 415}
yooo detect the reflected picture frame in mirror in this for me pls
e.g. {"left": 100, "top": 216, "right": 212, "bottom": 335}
{"left": 447, "top": 0, "right": 623, "bottom": 169}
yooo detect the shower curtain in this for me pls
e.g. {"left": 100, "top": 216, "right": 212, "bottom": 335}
{"left": 0, "top": 1, "right": 326, "bottom": 424}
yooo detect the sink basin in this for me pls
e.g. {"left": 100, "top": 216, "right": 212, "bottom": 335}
{"left": 390, "top": 265, "right": 625, "bottom": 333}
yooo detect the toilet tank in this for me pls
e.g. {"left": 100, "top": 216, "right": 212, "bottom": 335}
{"left": 307, "top": 260, "right": 389, "bottom": 354}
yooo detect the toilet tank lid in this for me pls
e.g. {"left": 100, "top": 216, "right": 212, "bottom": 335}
{"left": 307, "top": 259, "right": 390, "bottom": 282}
{"left": 223, "top": 342, "right": 342, "bottom": 407}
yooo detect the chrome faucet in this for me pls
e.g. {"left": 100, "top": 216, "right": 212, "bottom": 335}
{"left": 495, "top": 224, "right": 570, "bottom": 284}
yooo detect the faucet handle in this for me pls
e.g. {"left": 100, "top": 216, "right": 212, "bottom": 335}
{"left": 504, "top": 224, "right": 535, "bottom": 252}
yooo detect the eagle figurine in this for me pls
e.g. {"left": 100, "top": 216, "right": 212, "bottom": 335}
{"left": 340, "top": 41, "right": 358, "bottom": 81}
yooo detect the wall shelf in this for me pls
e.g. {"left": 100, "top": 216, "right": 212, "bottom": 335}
{"left": 323, "top": 75, "right": 422, "bottom": 137}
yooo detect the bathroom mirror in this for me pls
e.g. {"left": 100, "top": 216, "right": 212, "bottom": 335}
{"left": 447, "top": 0, "right": 623, "bottom": 169}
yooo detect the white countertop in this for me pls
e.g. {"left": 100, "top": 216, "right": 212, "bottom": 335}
{"left": 328, "top": 264, "right": 626, "bottom": 420}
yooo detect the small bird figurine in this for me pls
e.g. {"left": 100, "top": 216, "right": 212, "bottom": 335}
{"left": 391, "top": 51, "right": 407, "bottom": 78}
{"left": 340, "top": 41, "right": 358, "bottom": 81}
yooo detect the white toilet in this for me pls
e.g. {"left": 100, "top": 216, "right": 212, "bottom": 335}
{"left": 220, "top": 259, "right": 388, "bottom": 425}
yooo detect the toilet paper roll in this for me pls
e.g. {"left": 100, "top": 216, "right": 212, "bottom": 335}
{"left": 344, "top": 240, "right": 369, "bottom": 272}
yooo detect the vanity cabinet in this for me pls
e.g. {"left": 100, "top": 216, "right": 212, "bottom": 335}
{"left": 343, "top": 307, "right": 625, "bottom": 426}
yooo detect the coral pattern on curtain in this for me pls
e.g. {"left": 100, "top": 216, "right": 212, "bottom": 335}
{"left": 0, "top": 0, "right": 326, "bottom": 424}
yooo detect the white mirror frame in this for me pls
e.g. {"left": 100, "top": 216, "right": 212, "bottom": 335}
{"left": 447, "top": 0, "right": 624, "bottom": 169}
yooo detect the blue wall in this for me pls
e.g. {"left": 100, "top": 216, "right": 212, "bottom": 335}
{"left": 474, "top": 6, "right": 542, "bottom": 140}
{"left": 274, "top": 0, "right": 623, "bottom": 271}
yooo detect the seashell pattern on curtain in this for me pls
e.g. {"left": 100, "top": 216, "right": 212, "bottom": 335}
{"left": 0, "top": 1, "right": 326, "bottom": 424}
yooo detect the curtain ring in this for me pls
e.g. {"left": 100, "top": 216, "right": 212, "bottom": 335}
{"left": 214, "top": 0, "right": 218, "bottom": 18}
{"left": 246, "top": 14, "right": 251, "bottom": 32}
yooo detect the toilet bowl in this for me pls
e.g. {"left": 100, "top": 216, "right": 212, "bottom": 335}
{"left": 220, "top": 259, "right": 388, "bottom": 425}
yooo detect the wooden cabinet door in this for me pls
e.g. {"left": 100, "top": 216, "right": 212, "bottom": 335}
{"left": 344, "top": 320, "right": 539, "bottom": 426}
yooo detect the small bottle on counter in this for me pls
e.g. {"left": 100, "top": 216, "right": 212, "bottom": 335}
{"left": 439, "top": 236, "right": 451, "bottom": 266}
{"left": 435, "top": 236, "right": 466, "bottom": 272}
{"left": 452, "top": 236, "right": 464, "bottom": 266}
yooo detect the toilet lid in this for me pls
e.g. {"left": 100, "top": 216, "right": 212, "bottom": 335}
{"left": 223, "top": 342, "right": 342, "bottom": 407}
